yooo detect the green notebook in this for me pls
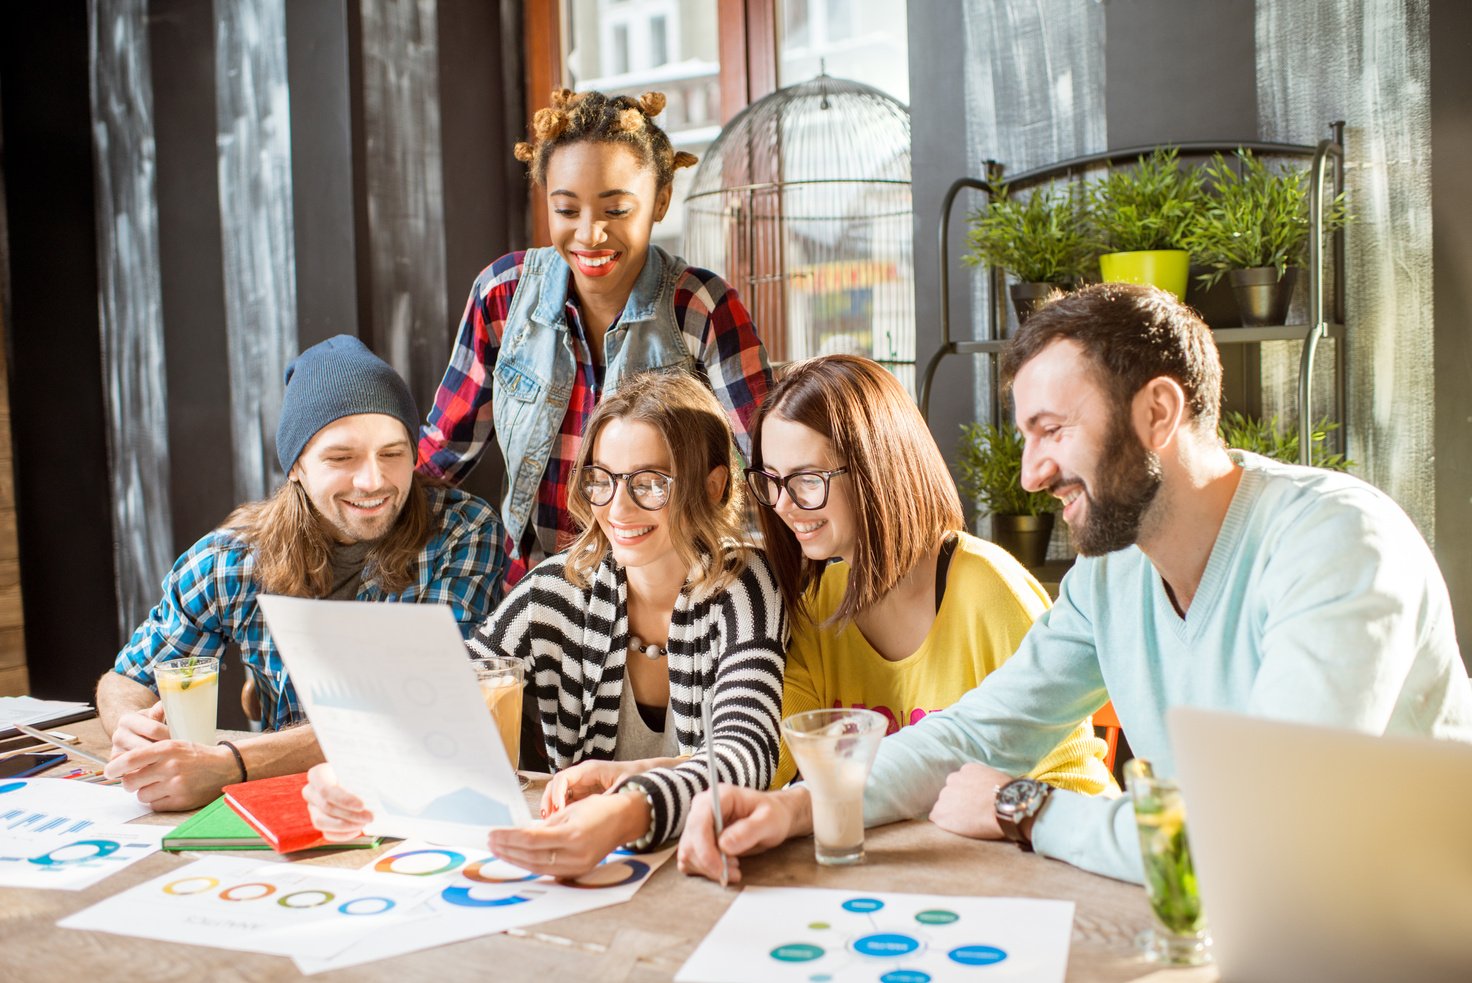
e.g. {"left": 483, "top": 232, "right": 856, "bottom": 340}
{"left": 162, "top": 796, "right": 380, "bottom": 852}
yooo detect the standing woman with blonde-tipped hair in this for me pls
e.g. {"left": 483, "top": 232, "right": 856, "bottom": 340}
{"left": 416, "top": 89, "right": 773, "bottom": 586}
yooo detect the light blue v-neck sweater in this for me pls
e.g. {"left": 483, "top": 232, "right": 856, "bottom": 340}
{"left": 862, "top": 452, "right": 1472, "bottom": 882}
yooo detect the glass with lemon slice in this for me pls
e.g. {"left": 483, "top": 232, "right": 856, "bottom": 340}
{"left": 1125, "top": 757, "right": 1212, "bottom": 966}
{"left": 155, "top": 656, "right": 221, "bottom": 745}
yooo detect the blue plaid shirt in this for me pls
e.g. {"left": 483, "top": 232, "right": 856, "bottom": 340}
{"left": 112, "top": 485, "right": 506, "bottom": 731}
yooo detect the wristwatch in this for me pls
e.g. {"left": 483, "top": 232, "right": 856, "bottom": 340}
{"left": 994, "top": 778, "right": 1053, "bottom": 852}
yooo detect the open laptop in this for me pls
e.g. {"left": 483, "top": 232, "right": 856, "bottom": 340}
{"left": 1168, "top": 706, "right": 1472, "bottom": 983}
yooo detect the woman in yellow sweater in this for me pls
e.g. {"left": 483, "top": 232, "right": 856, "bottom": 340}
{"left": 744, "top": 354, "right": 1111, "bottom": 793}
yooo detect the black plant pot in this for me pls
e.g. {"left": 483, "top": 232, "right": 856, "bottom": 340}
{"left": 1008, "top": 282, "right": 1068, "bottom": 327}
{"left": 991, "top": 513, "right": 1055, "bottom": 569}
{"left": 1228, "top": 267, "right": 1299, "bottom": 327}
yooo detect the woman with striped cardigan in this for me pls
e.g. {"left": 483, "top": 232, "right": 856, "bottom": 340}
{"left": 305, "top": 372, "right": 786, "bottom": 877}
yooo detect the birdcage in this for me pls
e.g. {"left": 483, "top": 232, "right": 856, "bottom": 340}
{"left": 683, "top": 72, "right": 915, "bottom": 391}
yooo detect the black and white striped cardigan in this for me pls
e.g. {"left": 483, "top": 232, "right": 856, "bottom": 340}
{"left": 468, "top": 545, "right": 788, "bottom": 847}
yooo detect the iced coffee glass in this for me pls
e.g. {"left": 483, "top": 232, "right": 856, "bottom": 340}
{"left": 781, "top": 708, "right": 887, "bottom": 866}
{"left": 155, "top": 656, "right": 220, "bottom": 745}
{"left": 471, "top": 656, "right": 524, "bottom": 771}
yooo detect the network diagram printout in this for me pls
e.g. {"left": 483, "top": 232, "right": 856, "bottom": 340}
{"left": 257, "top": 595, "right": 532, "bottom": 847}
{"left": 677, "top": 887, "right": 1074, "bottom": 983}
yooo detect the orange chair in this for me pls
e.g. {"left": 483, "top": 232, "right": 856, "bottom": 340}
{"left": 1093, "top": 700, "right": 1122, "bottom": 774}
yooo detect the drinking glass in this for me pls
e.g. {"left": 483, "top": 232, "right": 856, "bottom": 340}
{"left": 154, "top": 656, "right": 220, "bottom": 745}
{"left": 781, "top": 708, "right": 887, "bottom": 865}
{"left": 1125, "top": 758, "right": 1213, "bottom": 966}
{"left": 471, "top": 656, "right": 524, "bottom": 772}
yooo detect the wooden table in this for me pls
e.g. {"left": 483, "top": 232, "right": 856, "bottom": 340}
{"left": 0, "top": 721, "right": 1211, "bottom": 982}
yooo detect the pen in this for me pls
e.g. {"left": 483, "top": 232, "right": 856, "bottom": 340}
{"left": 700, "top": 697, "right": 729, "bottom": 888}
{"left": 14, "top": 723, "right": 110, "bottom": 767}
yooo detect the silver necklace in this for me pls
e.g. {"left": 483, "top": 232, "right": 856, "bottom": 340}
{"left": 628, "top": 633, "right": 667, "bottom": 660}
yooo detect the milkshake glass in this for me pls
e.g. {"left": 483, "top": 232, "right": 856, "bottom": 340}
{"left": 781, "top": 708, "right": 886, "bottom": 865}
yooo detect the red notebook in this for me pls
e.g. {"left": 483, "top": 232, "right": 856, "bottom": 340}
{"left": 222, "top": 772, "right": 329, "bottom": 854}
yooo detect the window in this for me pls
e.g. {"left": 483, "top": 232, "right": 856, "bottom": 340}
{"left": 650, "top": 15, "right": 668, "bottom": 67}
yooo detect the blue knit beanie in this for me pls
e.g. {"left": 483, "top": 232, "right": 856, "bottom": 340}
{"left": 276, "top": 335, "right": 420, "bottom": 472}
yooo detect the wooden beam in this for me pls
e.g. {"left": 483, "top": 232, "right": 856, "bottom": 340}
{"left": 523, "top": 0, "right": 563, "bottom": 246}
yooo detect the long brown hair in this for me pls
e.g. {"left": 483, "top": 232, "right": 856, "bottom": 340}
{"left": 564, "top": 372, "right": 747, "bottom": 596}
{"left": 223, "top": 472, "right": 440, "bottom": 597}
{"left": 751, "top": 355, "right": 964, "bottom": 627}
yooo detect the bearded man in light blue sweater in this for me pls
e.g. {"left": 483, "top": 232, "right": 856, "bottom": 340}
{"left": 677, "top": 282, "right": 1472, "bottom": 884}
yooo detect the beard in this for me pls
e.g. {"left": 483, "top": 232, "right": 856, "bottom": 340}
{"left": 1063, "top": 414, "right": 1163, "bottom": 556}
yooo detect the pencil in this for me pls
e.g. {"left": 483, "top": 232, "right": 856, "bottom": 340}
{"left": 700, "top": 697, "right": 729, "bottom": 888}
{"left": 14, "top": 723, "right": 110, "bottom": 767}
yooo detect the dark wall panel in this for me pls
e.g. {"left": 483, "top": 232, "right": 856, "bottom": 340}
{"left": 0, "top": 1, "right": 121, "bottom": 695}
{"left": 151, "top": 0, "right": 236, "bottom": 549}
{"left": 1104, "top": 0, "right": 1258, "bottom": 148}
{"left": 286, "top": 0, "right": 365, "bottom": 349}
{"left": 1431, "top": 3, "right": 1472, "bottom": 664}
{"left": 435, "top": 0, "right": 525, "bottom": 508}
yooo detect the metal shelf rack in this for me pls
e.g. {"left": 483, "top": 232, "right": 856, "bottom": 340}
{"left": 920, "top": 122, "right": 1347, "bottom": 465}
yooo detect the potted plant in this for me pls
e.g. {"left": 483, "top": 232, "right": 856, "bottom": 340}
{"left": 1187, "top": 149, "right": 1350, "bottom": 326}
{"left": 956, "top": 422, "right": 1059, "bottom": 568}
{"left": 1218, "top": 410, "right": 1352, "bottom": 471}
{"left": 963, "top": 183, "right": 1090, "bottom": 325}
{"left": 1088, "top": 146, "right": 1205, "bottom": 300}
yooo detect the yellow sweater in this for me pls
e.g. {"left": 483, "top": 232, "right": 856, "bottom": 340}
{"left": 774, "top": 532, "right": 1114, "bottom": 795}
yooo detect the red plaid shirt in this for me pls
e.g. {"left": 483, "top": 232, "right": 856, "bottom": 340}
{"left": 418, "top": 250, "right": 771, "bottom": 584}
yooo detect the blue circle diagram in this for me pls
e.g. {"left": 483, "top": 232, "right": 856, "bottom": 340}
{"left": 30, "top": 839, "right": 121, "bottom": 866}
{"left": 441, "top": 885, "right": 537, "bottom": 908}
{"left": 949, "top": 944, "right": 1008, "bottom": 966}
{"left": 852, "top": 933, "right": 922, "bottom": 959}
{"left": 841, "top": 897, "right": 886, "bottom": 914}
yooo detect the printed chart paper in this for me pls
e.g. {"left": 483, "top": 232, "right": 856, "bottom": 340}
{"left": 0, "top": 696, "right": 92, "bottom": 732}
{"left": 676, "top": 887, "right": 1074, "bottom": 983}
{"left": 257, "top": 595, "right": 531, "bottom": 847}
{"left": 293, "top": 839, "right": 676, "bottom": 974}
{"left": 0, "top": 821, "right": 164, "bottom": 890}
{"left": 0, "top": 777, "right": 150, "bottom": 829}
{"left": 59, "top": 855, "right": 442, "bottom": 959}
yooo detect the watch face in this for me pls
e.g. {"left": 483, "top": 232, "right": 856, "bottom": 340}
{"left": 996, "top": 779, "right": 1046, "bottom": 816}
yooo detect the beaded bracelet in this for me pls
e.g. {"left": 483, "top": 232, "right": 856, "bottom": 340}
{"left": 616, "top": 781, "right": 658, "bottom": 851}
{"left": 218, "top": 740, "right": 247, "bottom": 783}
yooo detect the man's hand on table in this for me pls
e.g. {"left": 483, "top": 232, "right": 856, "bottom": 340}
{"left": 929, "top": 762, "right": 1010, "bottom": 839}
{"left": 677, "top": 784, "right": 812, "bottom": 885}
{"left": 103, "top": 736, "right": 242, "bottom": 811}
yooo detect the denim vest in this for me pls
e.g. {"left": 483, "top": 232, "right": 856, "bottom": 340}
{"left": 492, "top": 244, "right": 696, "bottom": 558}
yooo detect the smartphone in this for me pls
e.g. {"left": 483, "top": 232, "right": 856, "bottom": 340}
{"left": 0, "top": 752, "right": 68, "bottom": 778}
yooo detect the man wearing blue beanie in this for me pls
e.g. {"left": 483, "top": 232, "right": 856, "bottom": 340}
{"left": 96, "top": 335, "right": 507, "bottom": 811}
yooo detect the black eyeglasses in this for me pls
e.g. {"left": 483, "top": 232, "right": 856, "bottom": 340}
{"left": 744, "top": 466, "right": 848, "bottom": 511}
{"left": 577, "top": 466, "right": 675, "bottom": 510}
